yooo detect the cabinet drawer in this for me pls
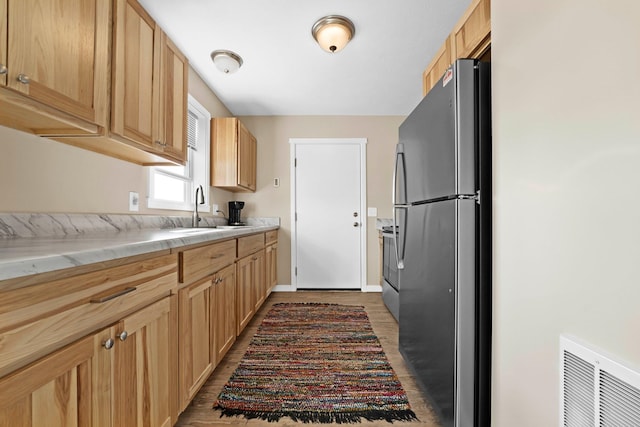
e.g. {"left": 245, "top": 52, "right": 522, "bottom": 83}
{"left": 179, "top": 239, "right": 236, "bottom": 284}
{"left": 265, "top": 230, "right": 278, "bottom": 245}
{"left": 237, "top": 234, "right": 265, "bottom": 258}
{"left": 0, "top": 254, "right": 177, "bottom": 378}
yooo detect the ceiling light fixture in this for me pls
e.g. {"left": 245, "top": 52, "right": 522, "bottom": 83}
{"left": 210, "top": 50, "right": 243, "bottom": 74}
{"left": 312, "top": 15, "right": 355, "bottom": 53}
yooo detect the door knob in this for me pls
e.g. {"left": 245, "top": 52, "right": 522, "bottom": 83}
{"left": 353, "top": 222, "right": 359, "bottom": 227}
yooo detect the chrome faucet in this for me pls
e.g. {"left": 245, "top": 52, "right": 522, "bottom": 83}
{"left": 192, "top": 185, "right": 205, "bottom": 227}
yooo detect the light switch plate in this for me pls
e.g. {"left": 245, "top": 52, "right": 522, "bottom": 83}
{"left": 273, "top": 178, "right": 280, "bottom": 187}
{"left": 367, "top": 207, "right": 377, "bottom": 217}
{"left": 129, "top": 192, "right": 139, "bottom": 211}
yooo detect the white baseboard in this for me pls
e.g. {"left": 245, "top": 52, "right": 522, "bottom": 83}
{"left": 272, "top": 284, "right": 382, "bottom": 292}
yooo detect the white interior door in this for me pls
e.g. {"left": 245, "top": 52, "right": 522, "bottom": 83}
{"left": 291, "top": 139, "right": 366, "bottom": 290}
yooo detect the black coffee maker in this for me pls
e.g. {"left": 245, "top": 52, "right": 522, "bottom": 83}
{"left": 228, "top": 201, "right": 245, "bottom": 226}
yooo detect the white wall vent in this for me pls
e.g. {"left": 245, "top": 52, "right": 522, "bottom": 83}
{"left": 561, "top": 335, "right": 640, "bottom": 427}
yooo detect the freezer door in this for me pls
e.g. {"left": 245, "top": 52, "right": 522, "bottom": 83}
{"left": 399, "top": 200, "right": 456, "bottom": 427}
{"left": 398, "top": 59, "right": 479, "bottom": 202}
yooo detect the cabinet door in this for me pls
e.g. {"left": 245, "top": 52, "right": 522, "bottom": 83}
{"left": 237, "top": 121, "right": 254, "bottom": 190}
{"left": 0, "top": 327, "right": 114, "bottom": 427}
{"left": 6, "top": 0, "right": 109, "bottom": 124}
{"left": 422, "top": 34, "right": 456, "bottom": 97}
{"left": 111, "top": 0, "right": 159, "bottom": 150}
{"left": 266, "top": 242, "right": 278, "bottom": 294}
{"left": 212, "top": 264, "right": 236, "bottom": 364}
{"left": 0, "top": 0, "right": 6, "bottom": 87}
{"left": 158, "top": 34, "right": 188, "bottom": 163}
{"left": 452, "top": 0, "right": 491, "bottom": 59}
{"left": 115, "top": 297, "right": 172, "bottom": 427}
{"left": 252, "top": 249, "right": 266, "bottom": 312}
{"left": 236, "top": 255, "right": 255, "bottom": 335}
{"left": 178, "top": 277, "right": 214, "bottom": 411}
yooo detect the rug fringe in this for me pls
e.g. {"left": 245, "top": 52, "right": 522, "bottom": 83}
{"left": 214, "top": 405, "right": 419, "bottom": 424}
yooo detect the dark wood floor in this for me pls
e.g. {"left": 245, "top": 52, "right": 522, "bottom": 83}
{"left": 174, "top": 291, "right": 441, "bottom": 427}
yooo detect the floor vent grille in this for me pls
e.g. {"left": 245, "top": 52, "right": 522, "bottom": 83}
{"left": 561, "top": 336, "right": 640, "bottom": 427}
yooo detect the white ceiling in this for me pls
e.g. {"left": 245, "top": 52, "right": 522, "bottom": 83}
{"left": 138, "top": 0, "right": 471, "bottom": 116}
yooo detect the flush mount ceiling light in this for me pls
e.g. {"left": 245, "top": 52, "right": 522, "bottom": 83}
{"left": 210, "top": 50, "right": 243, "bottom": 74}
{"left": 312, "top": 15, "right": 355, "bottom": 53}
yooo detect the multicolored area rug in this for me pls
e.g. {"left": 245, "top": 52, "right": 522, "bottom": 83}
{"left": 213, "top": 302, "right": 417, "bottom": 424}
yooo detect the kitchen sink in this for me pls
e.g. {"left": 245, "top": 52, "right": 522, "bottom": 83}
{"left": 167, "top": 227, "right": 221, "bottom": 234}
{"left": 216, "top": 225, "right": 248, "bottom": 229}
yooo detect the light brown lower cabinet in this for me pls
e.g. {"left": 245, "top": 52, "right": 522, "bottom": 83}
{"left": 236, "top": 253, "right": 256, "bottom": 336}
{"left": 0, "top": 295, "right": 175, "bottom": 427}
{"left": 178, "top": 275, "right": 214, "bottom": 411}
{"left": 265, "top": 241, "right": 278, "bottom": 295}
{"left": 213, "top": 263, "right": 237, "bottom": 364}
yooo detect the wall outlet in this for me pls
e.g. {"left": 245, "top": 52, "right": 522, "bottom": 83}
{"left": 273, "top": 178, "right": 280, "bottom": 188}
{"left": 129, "top": 191, "right": 139, "bottom": 211}
{"left": 367, "top": 207, "right": 377, "bottom": 217}
{"left": 212, "top": 204, "right": 219, "bottom": 214}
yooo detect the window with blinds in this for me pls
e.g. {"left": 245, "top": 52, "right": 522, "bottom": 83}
{"left": 147, "top": 95, "right": 211, "bottom": 211}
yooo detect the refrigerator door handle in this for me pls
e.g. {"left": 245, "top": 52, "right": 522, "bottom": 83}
{"left": 392, "top": 205, "right": 407, "bottom": 269}
{"left": 392, "top": 144, "right": 405, "bottom": 206}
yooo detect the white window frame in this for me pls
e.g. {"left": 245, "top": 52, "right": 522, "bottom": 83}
{"left": 147, "top": 95, "right": 211, "bottom": 211}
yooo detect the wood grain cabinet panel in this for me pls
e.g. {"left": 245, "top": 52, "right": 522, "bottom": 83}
{"left": 422, "top": 34, "right": 456, "bottom": 97}
{"left": 0, "top": 327, "right": 115, "bottom": 427}
{"left": 211, "top": 117, "right": 257, "bottom": 192}
{"left": 235, "top": 254, "right": 255, "bottom": 336}
{"left": 452, "top": 0, "right": 491, "bottom": 60}
{"left": 114, "top": 296, "right": 173, "bottom": 427}
{"left": 422, "top": 0, "right": 491, "bottom": 96}
{"left": 178, "top": 277, "right": 214, "bottom": 412}
{"left": 179, "top": 239, "right": 236, "bottom": 284}
{"left": 0, "top": 0, "right": 109, "bottom": 135}
{"left": 111, "top": 0, "right": 188, "bottom": 164}
{"left": 266, "top": 241, "right": 278, "bottom": 295}
{"left": 212, "top": 264, "right": 236, "bottom": 364}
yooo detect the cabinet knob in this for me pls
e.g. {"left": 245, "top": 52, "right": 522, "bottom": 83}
{"left": 118, "top": 331, "right": 128, "bottom": 342}
{"left": 16, "top": 74, "right": 30, "bottom": 84}
{"left": 0, "top": 65, "right": 7, "bottom": 75}
{"left": 103, "top": 338, "right": 115, "bottom": 350}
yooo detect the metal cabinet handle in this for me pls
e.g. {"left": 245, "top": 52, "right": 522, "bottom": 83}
{"left": 17, "top": 74, "right": 30, "bottom": 84}
{"left": 155, "top": 140, "right": 167, "bottom": 147}
{"left": 0, "top": 65, "right": 7, "bottom": 75}
{"left": 103, "top": 338, "right": 115, "bottom": 350}
{"left": 90, "top": 287, "right": 136, "bottom": 303}
{"left": 118, "top": 331, "right": 128, "bottom": 342}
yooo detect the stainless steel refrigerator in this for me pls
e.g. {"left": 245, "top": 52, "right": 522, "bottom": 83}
{"left": 394, "top": 59, "right": 491, "bottom": 427}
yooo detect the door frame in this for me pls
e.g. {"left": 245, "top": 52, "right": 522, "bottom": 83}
{"left": 289, "top": 138, "right": 368, "bottom": 291}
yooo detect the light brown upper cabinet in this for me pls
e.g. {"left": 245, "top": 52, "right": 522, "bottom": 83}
{"left": 111, "top": 0, "right": 187, "bottom": 164}
{"left": 452, "top": 0, "right": 491, "bottom": 60}
{"left": 422, "top": 0, "right": 491, "bottom": 96}
{"left": 212, "top": 117, "right": 257, "bottom": 192}
{"left": 422, "top": 34, "right": 456, "bottom": 98}
{"left": 0, "top": 0, "right": 110, "bottom": 135}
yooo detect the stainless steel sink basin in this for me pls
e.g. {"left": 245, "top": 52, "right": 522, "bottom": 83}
{"left": 216, "top": 225, "right": 248, "bottom": 229}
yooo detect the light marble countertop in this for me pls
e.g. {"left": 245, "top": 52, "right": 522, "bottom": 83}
{"left": 0, "top": 213, "right": 279, "bottom": 283}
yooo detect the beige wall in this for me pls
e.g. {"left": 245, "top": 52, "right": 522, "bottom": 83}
{"left": 0, "top": 67, "right": 233, "bottom": 215}
{"left": 492, "top": 0, "right": 640, "bottom": 425}
{"left": 238, "top": 116, "right": 404, "bottom": 287}
{"left": 0, "top": 66, "right": 401, "bottom": 289}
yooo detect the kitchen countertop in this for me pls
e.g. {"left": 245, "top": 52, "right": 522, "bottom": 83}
{"left": 0, "top": 213, "right": 279, "bottom": 283}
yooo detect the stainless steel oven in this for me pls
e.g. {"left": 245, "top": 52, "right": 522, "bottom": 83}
{"left": 382, "top": 227, "right": 399, "bottom": 322}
